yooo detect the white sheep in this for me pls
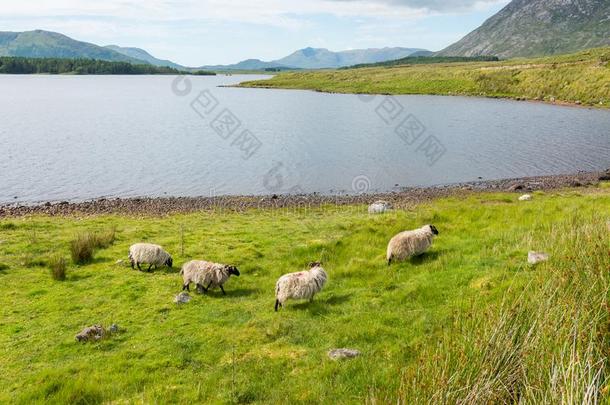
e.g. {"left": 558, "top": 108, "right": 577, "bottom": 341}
{"left": 128, "top": 243, "right": 173, "bottom": 272}
{"left": 386, "top": 224, "right": 439, "bottom": 265}
{"left": 180, "top": 260, "right": 240, "bottom": 295}
{"left": 275, "top": 262, "right": 327, "bottom": 311}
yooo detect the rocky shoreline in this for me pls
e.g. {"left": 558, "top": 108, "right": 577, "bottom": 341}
{"left": 1, "top": 171, "right": 607, "bottom": 218}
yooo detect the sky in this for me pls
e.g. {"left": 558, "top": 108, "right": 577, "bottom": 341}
{"left": 0, "top": 0, "right": 511, "bottom": 66}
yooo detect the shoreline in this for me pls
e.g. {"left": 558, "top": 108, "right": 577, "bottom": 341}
{"left": 1, "top": 171, "right": 606, "bottom": 218}
{"left": 234, "top": 83, "right": 607, "bottom": 110}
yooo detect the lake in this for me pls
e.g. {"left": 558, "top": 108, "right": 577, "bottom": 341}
{"left": 0, "top": 74, "right": 609, "bottom": 203}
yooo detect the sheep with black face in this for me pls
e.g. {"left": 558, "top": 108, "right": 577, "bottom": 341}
{"left": 180, "top": 260, "right": 240, "bottom": 295}
{"left": 386, "top": 225, "right": 439, "bottom": 265}
{"left": 275, "top": 262, "right": 327, "bottom": 311}
{"left": 128, "top": 243, "right": 173, "bottom": 272}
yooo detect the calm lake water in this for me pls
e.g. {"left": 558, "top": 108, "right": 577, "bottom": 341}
{"left": 1, "top": 74, "right": 609, "bottom": 203}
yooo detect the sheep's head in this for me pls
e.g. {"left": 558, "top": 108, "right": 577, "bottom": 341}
{"left": 427, "top": 225, "right": 439, "bottom": 235}
{"left": 309, "top": 261, "right": 322, "bottom": 268}
{"left": 165, "top": 256, "right": 173, "bottom": 268}
{"left": 225, "top": 265, "right": 240, "bottom": 276}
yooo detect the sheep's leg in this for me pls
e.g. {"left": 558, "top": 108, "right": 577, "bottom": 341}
{"left": 274, "top": 299, "right": 280, "bottom": 312}
{"left": 206, "top": 282, "right": 213, "bottom": 291}
{"left": 182, "top": 283, "right": 189, "bottom": 291}
{"left": 309, "top": 294, "right": 315, "bottom": 303}
{"left": 196, "top": 283, "right": 205, "bottom": 294}
{"left": 130, "top": 260, "right": 134, "bottom": 270}
{"left": 147, "top": 264, "right": 153, "bottom": 272}
{"left": 137, "top": 262, "right": 142, "bottom": 271}
{"left": 387, "top": 257, "right": 392, "bottom": 266}
{"left": 219, "top": 285, "right": 226, "bottom": 296}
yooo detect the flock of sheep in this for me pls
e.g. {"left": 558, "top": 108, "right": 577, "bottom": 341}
{"left": 127, "top": 224, "right": 439, "bottom": 311}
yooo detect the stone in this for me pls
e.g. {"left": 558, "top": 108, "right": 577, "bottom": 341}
{"left": 108, "top": 324, "right": 119, "bottom": 333}
{"left": 518, "top": 194, "right": 532, "bottom": 201}
{"left": 174, "top": 292, "right": 191, "bottom": 304}
{"left": 528, "top": 251, "right": 549, "bottom": 265}
{"left": 75, "top": 325, "right": 106, "bottom": 342}
{"left": 569, "top": 180, "right": 583, "bottom": 187}
{"left": 115, "top": 259, "right": 125, "bottom": 265}
{"left": 508, "top": 183, "right": 524, "bottom": 191}
{"left": 328, "top": 348, "right": 361, "bottom": 360}
{"left": 368, "top": 201, "right": 392, "bottom": 214}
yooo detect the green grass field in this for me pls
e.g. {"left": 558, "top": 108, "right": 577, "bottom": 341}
{"left": 0, "top": 187, "right": 609, "bottom": 403}
{"left": 240, "top": 47, "right": 610, "bottom": 108}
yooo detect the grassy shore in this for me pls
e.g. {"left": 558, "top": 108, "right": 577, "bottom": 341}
{"left": 239, "top": 47, "right": 610, "bottom": 108}
{"left": 0, "top": 185, "right": 609, "bottom": 403}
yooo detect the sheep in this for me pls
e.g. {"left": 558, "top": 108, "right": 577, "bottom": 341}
{"left": 275, "top": 262, "right": 327, "bottom": 311}
{"left": 180, "top": 260, "right": 240, "bottom": 295}
{"left": 386, "top": 224, "right": 439, "bottom": 265}
{"left": 128, "top": 243, "right": 173, "bottom": 272}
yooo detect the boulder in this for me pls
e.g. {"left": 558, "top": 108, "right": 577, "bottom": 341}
{"left": 528, "top": 251, "right": 549, "bottom": 265}
{"left": 328, "top": 348, "right": 361, "bottom": 360}
{"left": 174, "top": 292, "right": 191, "bottom": 304}
{"left": 508, "top": 183, "right": 524, "bottom": 191}
{"left": 518, "top": 194, "right": 532, "bottom": 201}
{"left": 75, "top": 325, "right": 106, "bottom": 342}
{"left": 368, "top": 201, "right": 392, "bottom": 214}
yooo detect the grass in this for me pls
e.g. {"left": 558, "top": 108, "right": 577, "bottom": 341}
{"left": 70, "top": 227, "right": 116, "bottom": 264}
{"left": 0, "top": 187, "right": 608, "bottom": 403}
{"left": 240, "top": 47, "right": 610, "bottom": 107}
{"left": 48, "top": 255, "right": 67, "bottom": 281}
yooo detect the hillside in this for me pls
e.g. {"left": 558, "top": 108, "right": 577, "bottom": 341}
{"left": 438, "top": 0, "right": 610, "bottom": 58}
{"left": 240, "top": 47, "right": 610, "bottom": 107}
{"left": 200, "top": 58, "right": 293, "bottom": 71}
{"left": 105, "top": 45, "right": 185, "bottom": 69}
{"left": 0, "top": 30, "right": 145, "bottom": 64}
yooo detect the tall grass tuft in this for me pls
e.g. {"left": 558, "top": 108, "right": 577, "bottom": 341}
{"left": 392, "top": 216, "right": 610, "bottom": 404}
{"left": 49, "top": 255, "right": 67, "bottom": 281}
{"left": 70, "top": 227, "right": 117, "bottom": 264}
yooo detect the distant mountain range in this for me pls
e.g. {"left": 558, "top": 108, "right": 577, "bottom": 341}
{"left": 438, "top": 0, "right": 610, "bottom": 58}
{"left": 201, "top": 47, "right": 428, "bottom": 70}
{"left": 104, "top": 45, "right": 186, "bottom": 70}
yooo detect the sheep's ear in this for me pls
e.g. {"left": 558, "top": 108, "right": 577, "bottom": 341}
{"left": 430, "top": 225, "right": 439, "bottom": 235}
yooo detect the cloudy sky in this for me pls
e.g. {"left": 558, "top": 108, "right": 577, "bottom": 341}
{"left": 0, "top": 0, "right": 510, "bottom": 66}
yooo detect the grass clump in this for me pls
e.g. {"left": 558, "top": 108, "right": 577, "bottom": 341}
{"left": 48, "top": 255, "right": 67, "bottom": 281}
{"left": 70, "top": 227, "right": 116, "bottom": 264}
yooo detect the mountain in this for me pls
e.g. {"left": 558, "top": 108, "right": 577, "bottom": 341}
{"left": 105, "top": 45, "right": 185, "bottom": 69}
{"left": 199, "top": 59, "right": 292, "bottom": 71}
{"left": 438, "top": 0, "right": 610, "bottom": 58}
{"left": 273, "top": 47, "right": 427, "bottom": 69}
{"left": 0, "top": 30, "right": 146, "bottom": 63}
{"left": 203, "top": 47, "right": 428, "bottom": 70}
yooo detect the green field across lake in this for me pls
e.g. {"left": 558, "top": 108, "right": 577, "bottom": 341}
{"left": 240, "top": 47, "right": 610, "bottom": 108}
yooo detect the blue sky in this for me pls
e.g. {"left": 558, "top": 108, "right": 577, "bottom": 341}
{"left": 0, "top": 0, "right": 510, "bottom": 66}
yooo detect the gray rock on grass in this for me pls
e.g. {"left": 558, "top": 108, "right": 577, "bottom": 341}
{"left": 528, "top": 251, "right": 549, "bottom": 265}
{"left": 328, "top": 348, "right": 361, "bottom": 360}
{"left": 174, "top": 292, "right": 192, "bottom": 304}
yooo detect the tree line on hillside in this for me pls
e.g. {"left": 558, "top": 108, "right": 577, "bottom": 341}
{"left": 0, "top": 57, "right": 215, "bottom": 75}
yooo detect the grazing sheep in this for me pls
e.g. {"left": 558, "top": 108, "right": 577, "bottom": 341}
{"left": 387, "top": 224, "right": 439, "bottom": 265}
{"left": 180, "top": 260, "right": 240, "bottom": 295}
{"left": 275, "top": 262, "right": 327, "bottom": 311}
{"left": 128, "top": 243, "right": 173, "bottom": 272}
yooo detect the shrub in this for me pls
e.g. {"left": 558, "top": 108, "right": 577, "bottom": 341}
{"left": 49, "top": 256, "right": 67, "bottom": 281}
